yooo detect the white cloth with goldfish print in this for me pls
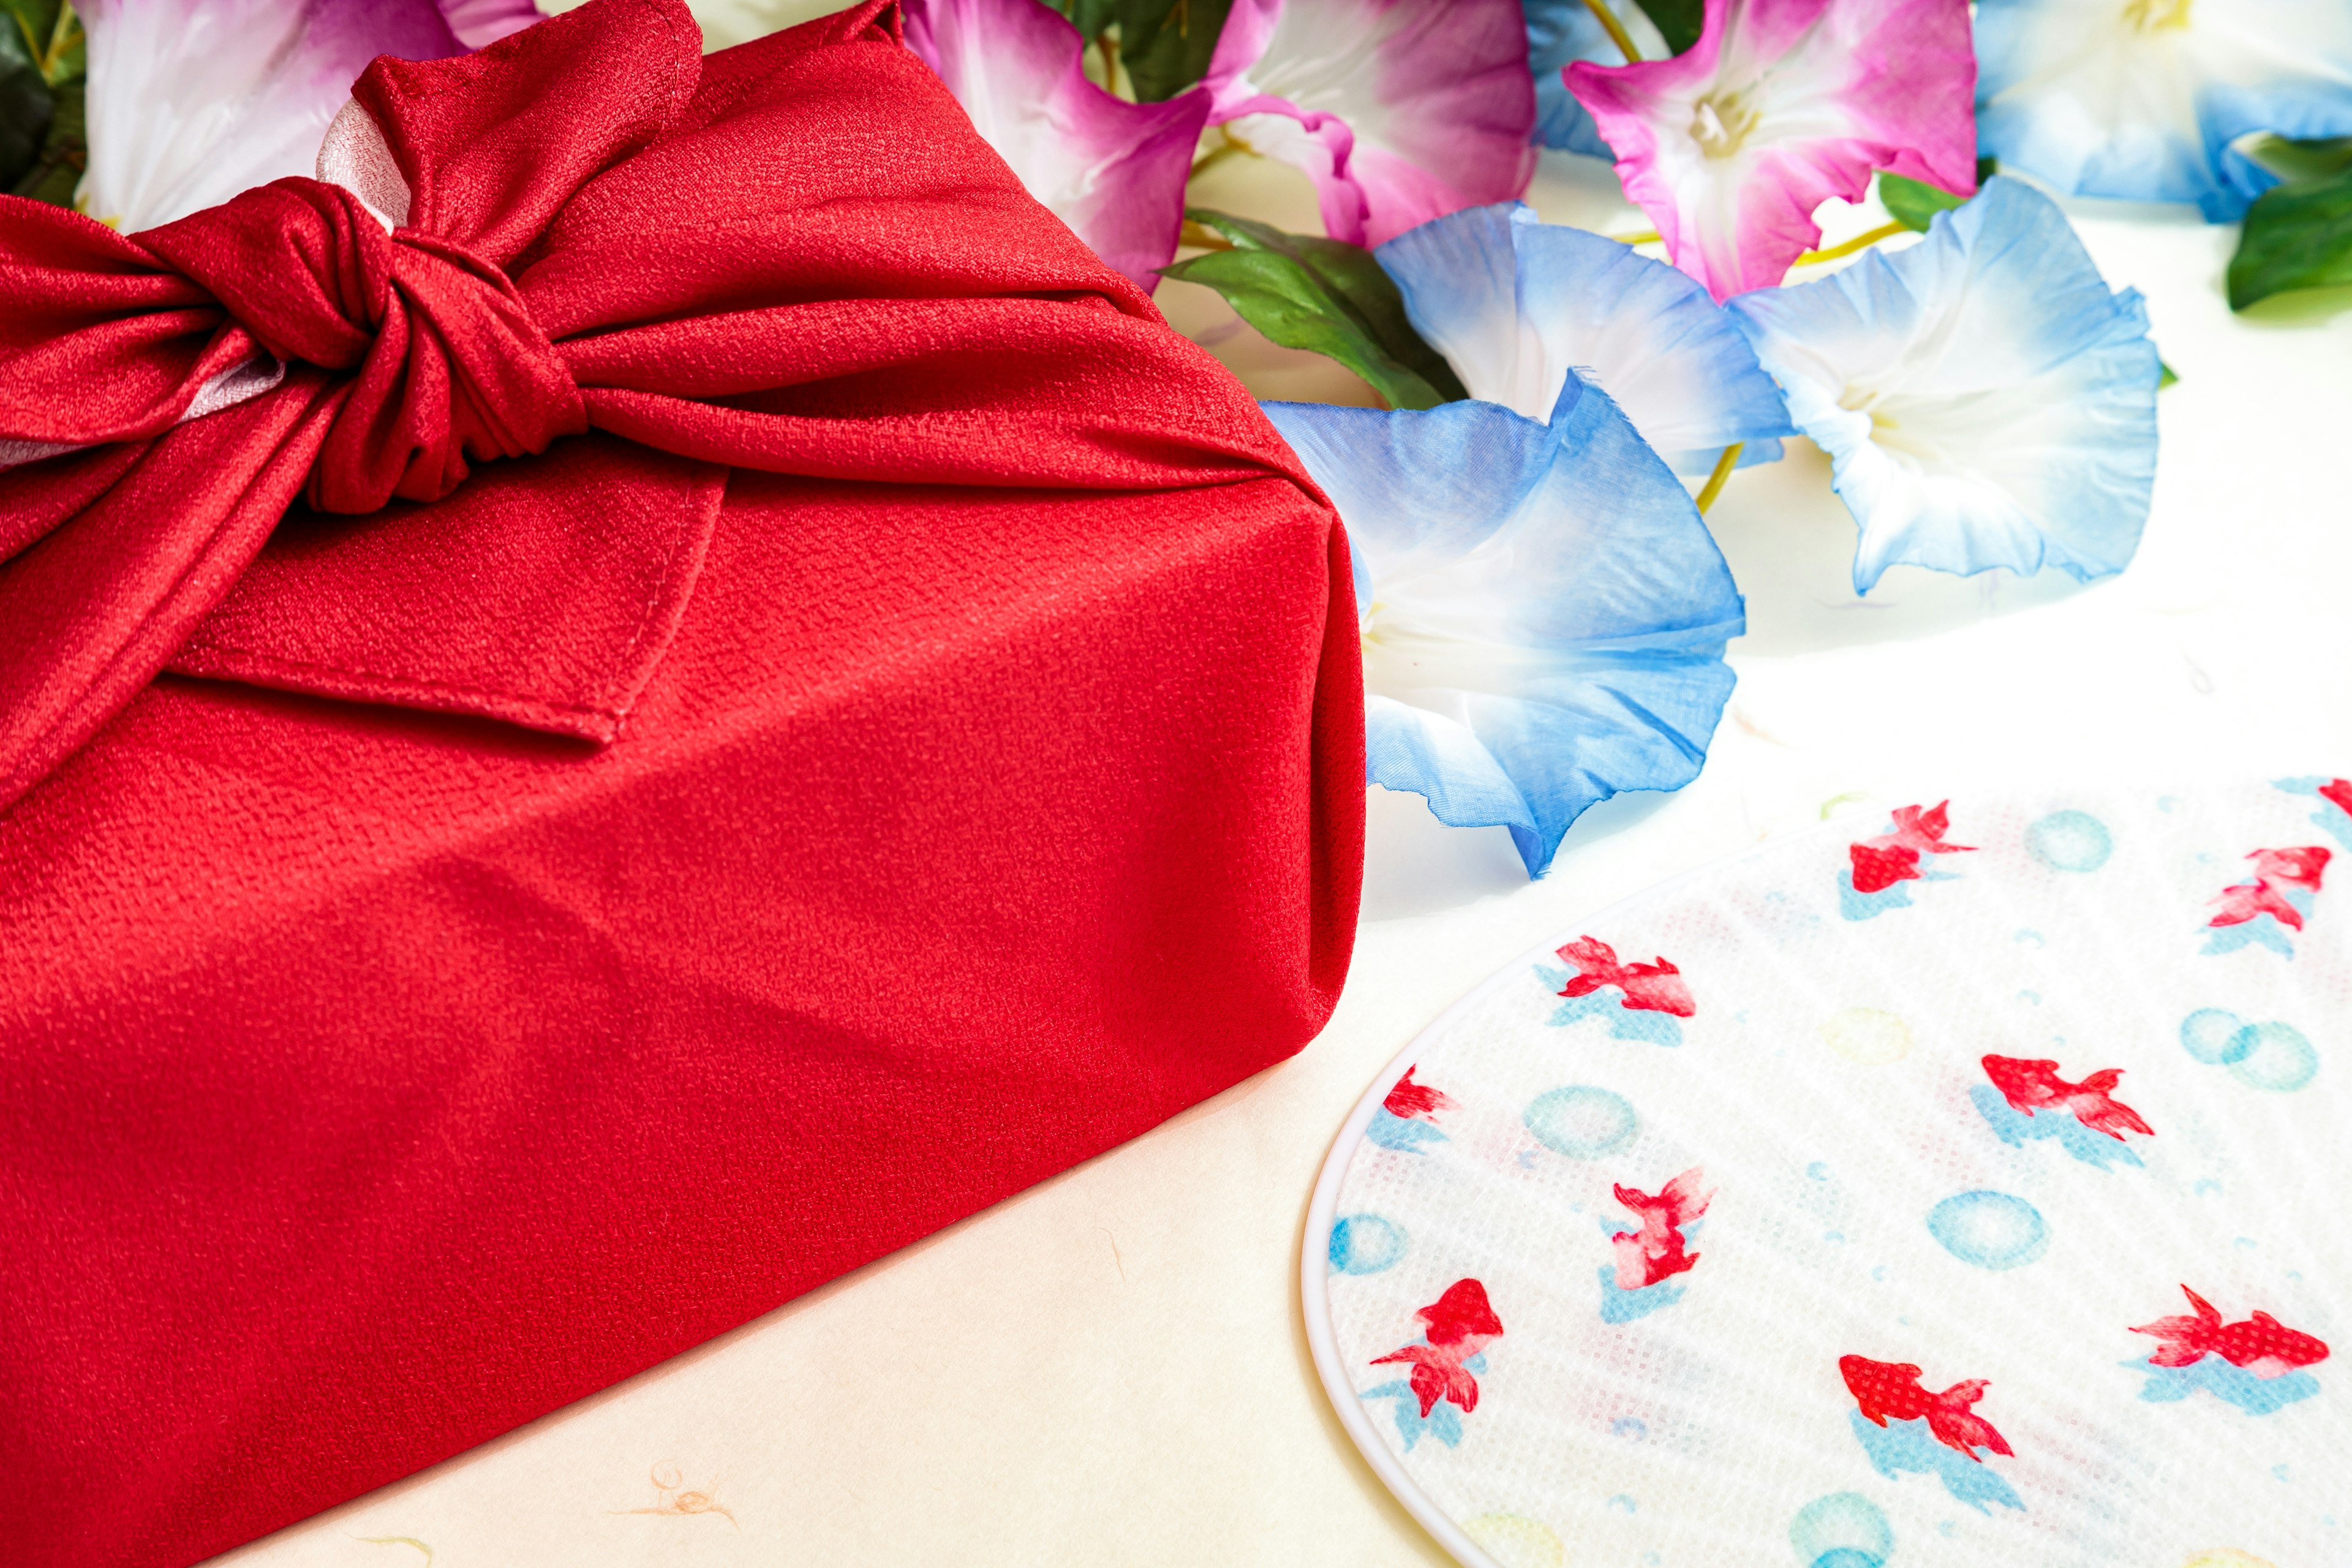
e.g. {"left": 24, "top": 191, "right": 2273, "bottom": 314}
{"left": 1306, "top": 779, "right": 2350, "bottom": 1568}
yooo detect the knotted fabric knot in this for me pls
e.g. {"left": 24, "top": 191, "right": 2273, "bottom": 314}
{"left": 142, "top": 178, "right": 587, "bottom": 514}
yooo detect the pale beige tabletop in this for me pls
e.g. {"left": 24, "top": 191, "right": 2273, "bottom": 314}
{"left": 214, "top": 8, "right": 2352, "bottom": 1564}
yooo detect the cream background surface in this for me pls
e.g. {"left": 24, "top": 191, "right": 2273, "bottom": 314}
{"left": 212, "top": 9, "right": 2352, "bottom": 1563}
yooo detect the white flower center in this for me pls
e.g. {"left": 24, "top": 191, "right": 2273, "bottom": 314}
{"left": 1689, "top": 89, "right": 1762, "bottom": 159}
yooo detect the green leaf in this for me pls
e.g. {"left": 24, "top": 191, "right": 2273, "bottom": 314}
{"left": 1, "top": 0, "right": 80, "bottom": 85}
{"left": 1877, "top": 157, "right": 2000, "bottom": 233}
{"left": 2158, "top": 360, "right": 2178, "bottom": 388}
{"left": 1878, "top": 173, "right": 1967, "bottom": 233}
{"left": 1161, "top": 209, "right": 1469, "bottom": 409}
{"left": 0, "top": 61, "right": 51, "bottom": 189}
{"left": 1115, "top": 0, "right": 1232, "bottom": 102}
{"left": 2227, "top": 164, "right": 2352, "bottom": 310}
{"left": 9, "top": 69, "right": 79, "bottom": 206}
{"left": 2240, "top": 134, "right": 2352, "bottom": 187}
{"left": 1626, "top": 0, "right": 1702, "bottom": 56}
{"left": 1050, "top": 0, "right": 1119, "bottom": 46}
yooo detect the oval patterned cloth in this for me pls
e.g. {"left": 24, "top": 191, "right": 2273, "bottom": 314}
{"left": 1308, "top": 778, "right": 2350, "bottom": 1568}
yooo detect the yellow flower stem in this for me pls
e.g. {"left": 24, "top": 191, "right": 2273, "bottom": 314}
{"left": 1189, "top": 131, "right": 1249, "bottom": 178}
{"left": 1178, "top": 220, "right": 1235, "bottom": 251}
{"left": 1695, "top": 442, "right": 1743, "bottom": 514}
{"left": 1611, "top": 229, "right": 1662, "bottom": 246}
{"left": 1580, "top": 0, "right": 1642, "bottom": 63}
{"left": 1790, "top": 220, "right": 1907, "bottom": 267}
{"left": 36, "top": 0, "right": 81, "bottom": 84}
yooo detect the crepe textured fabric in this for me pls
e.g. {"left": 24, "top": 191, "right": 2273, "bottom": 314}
{"left": 0, "top": 0, "right": 1333, "bottom": 810}
{"left": 0, "top": 4, "right": 1365, "bottom": 1565}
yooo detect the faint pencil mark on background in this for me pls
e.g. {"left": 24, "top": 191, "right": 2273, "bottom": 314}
{"left": 612, "top": 1461, "right": 739, "bottom": 1528}
{"left": 356, "top": 1538, "right": 434, "bottom": 1566}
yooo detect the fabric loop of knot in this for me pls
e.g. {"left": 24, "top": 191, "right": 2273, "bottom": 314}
{"left": 142, "top": 178, "right": 587, "bottom": 515}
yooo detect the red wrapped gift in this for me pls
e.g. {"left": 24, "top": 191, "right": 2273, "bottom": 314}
{"left": 0, "top": 5, "right": 1362, "bottom": 1564}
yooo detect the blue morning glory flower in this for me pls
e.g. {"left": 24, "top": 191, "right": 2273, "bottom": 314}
{"left": 1378, "top": 203, "right": 1795, "bottom": 475}
{"left": 1976, "top": 0, "right": 2352, "bottom": 222}
{"left": 1725, "top": 176, "right": 2159, "bottom": 595}
{"left": 1262, "top": 379, "right": 1743, "bottom": 878}
{"left": 1521, "top": 0, "right": 1665, "bottom": 157}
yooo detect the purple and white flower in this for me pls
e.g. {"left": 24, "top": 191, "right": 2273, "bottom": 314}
{"left": 1203, "top": 0, "right": 1537, "bottom": 247}
{"left": 1566, "top": 0, "right": 1978, "bottom": 300}
{"left": 78, "top": 0, "right": 538, "bottom": 233}
{"left": 905, "top": 0, "right": 1209, "bottom": 290}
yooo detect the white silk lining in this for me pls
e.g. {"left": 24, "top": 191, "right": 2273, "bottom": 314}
{"left": 0, "top": 101, "right": 409, "bottom": 473}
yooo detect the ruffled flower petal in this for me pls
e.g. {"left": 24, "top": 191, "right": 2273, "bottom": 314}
{"left": 1204, "top": 0, "right": 1537, "bottom": 246}
{"left": 1378, "top": 201, "right": 1794, "bottom": 473}
{"left": 1523, "top": 0, "right": 1667, "bottom": 157}
{"left": 905, "top": 0, "right": 1208, "bottom": 290}
{"left": 78, "top": 0, "right": 530, "bottom": 234}
{"left": 1566, "top": 0, "right": 1978, "bottom": 300}
{"left": 1976, "top": 0, "right": 2352, "bottom": 222}
{"left": 1262, "top": 380, "right": 1744, "bottom": 876}
{"left": 1725, "top": 176, "right": 2159, "bottom": 594}
{"left": 437, "top": 0, "right": 542, "bottom": 50}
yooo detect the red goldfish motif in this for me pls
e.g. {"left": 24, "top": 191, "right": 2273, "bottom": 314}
{"left": 1556, "top": 936, "right": 1695, "bottom": 1017}
{"left": 2133, "top": 1286, "right": 2332, "bottom": 1379}
{"left": 1382, "top": 1065, "right": 1453, "bottom": 1124}
{"left": 1370, "top": 1278, "right": 1504, "bottom": 1418}
{"left": 2209, "top": 846, "right": 2331, "bottom": 930}
{"left": 1840, "top": 1355, "right": 2012, "bottom": 1461}
{"left": 1849, "top": 801, "right": 1975, "bottom": 894}
{"left": 1611, "top": 1167, "right": 1712, "bottom": 1291}
{"left": 1980, "top": 1055, "right": 2154, "bottom": 1142}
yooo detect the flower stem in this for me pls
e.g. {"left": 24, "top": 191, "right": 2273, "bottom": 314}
{"left": 1791, "top": 221, "right": 1906, "bottom": 267}
{"left": 28, "top": 0, "right": 81, "bottom": 85}
{"left": 1695, "top": 442, "right": 1743, "bottom": 514}
{"left": 1189, "top": 137, "right": 1248, "bottom": 178}
{"left": 1580, "top": 0, "right": 1642, "bottom": 63}
{"left": 1178, "top": 220, "right": 1235, "bottom": 251}
{"left": 1611, "top": 229, "right": 1662, "bottom": 246}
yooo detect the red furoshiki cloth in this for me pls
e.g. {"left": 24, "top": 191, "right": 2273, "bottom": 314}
{"left": 0, "top": 4, "right": 1363, "bottom": 1564}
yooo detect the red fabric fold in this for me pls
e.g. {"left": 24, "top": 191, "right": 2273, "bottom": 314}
{"left": 0, "top": 0, "right": 1327, "bottom": 812}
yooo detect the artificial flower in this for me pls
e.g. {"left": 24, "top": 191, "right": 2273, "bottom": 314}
{"left": 1975, "top": 0, "right": 2352, "bottom": 222}
{"left": 1565, "top": 0, "right": 1977, "bottom": 300}
{"left": 1262, "top": 376, "right": 1743, "bottom": 877}
{"left": 1521, "top": 0, "right": 1668, "bottom": 158}
{"left": 1377, "top": 201, "right": 1793, "bottom": 473}
{"left": 905, "top": 0, "right": 1208, "bottom": 290}
{"left": 1725, "top": 176, "right": 2159, "bottom": 594}
{"left": 78, "top": 0, "right": 537, "bottom": 232}
{"left": 1202, "top": 0, "right": 1537, "bottom": 247}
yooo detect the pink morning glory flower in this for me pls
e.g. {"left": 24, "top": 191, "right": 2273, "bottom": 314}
{"left": 1566, "top": 0, "right": 1978, "bottom": 300}
{"left": 79, "top": 0, "right": 539, "bottom": 233}
{"left": 1202, "top": 0, "right": 1537, "bottom": 247}
{"left": 904, "top": 0, "right": 1209, "bottom": 292}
